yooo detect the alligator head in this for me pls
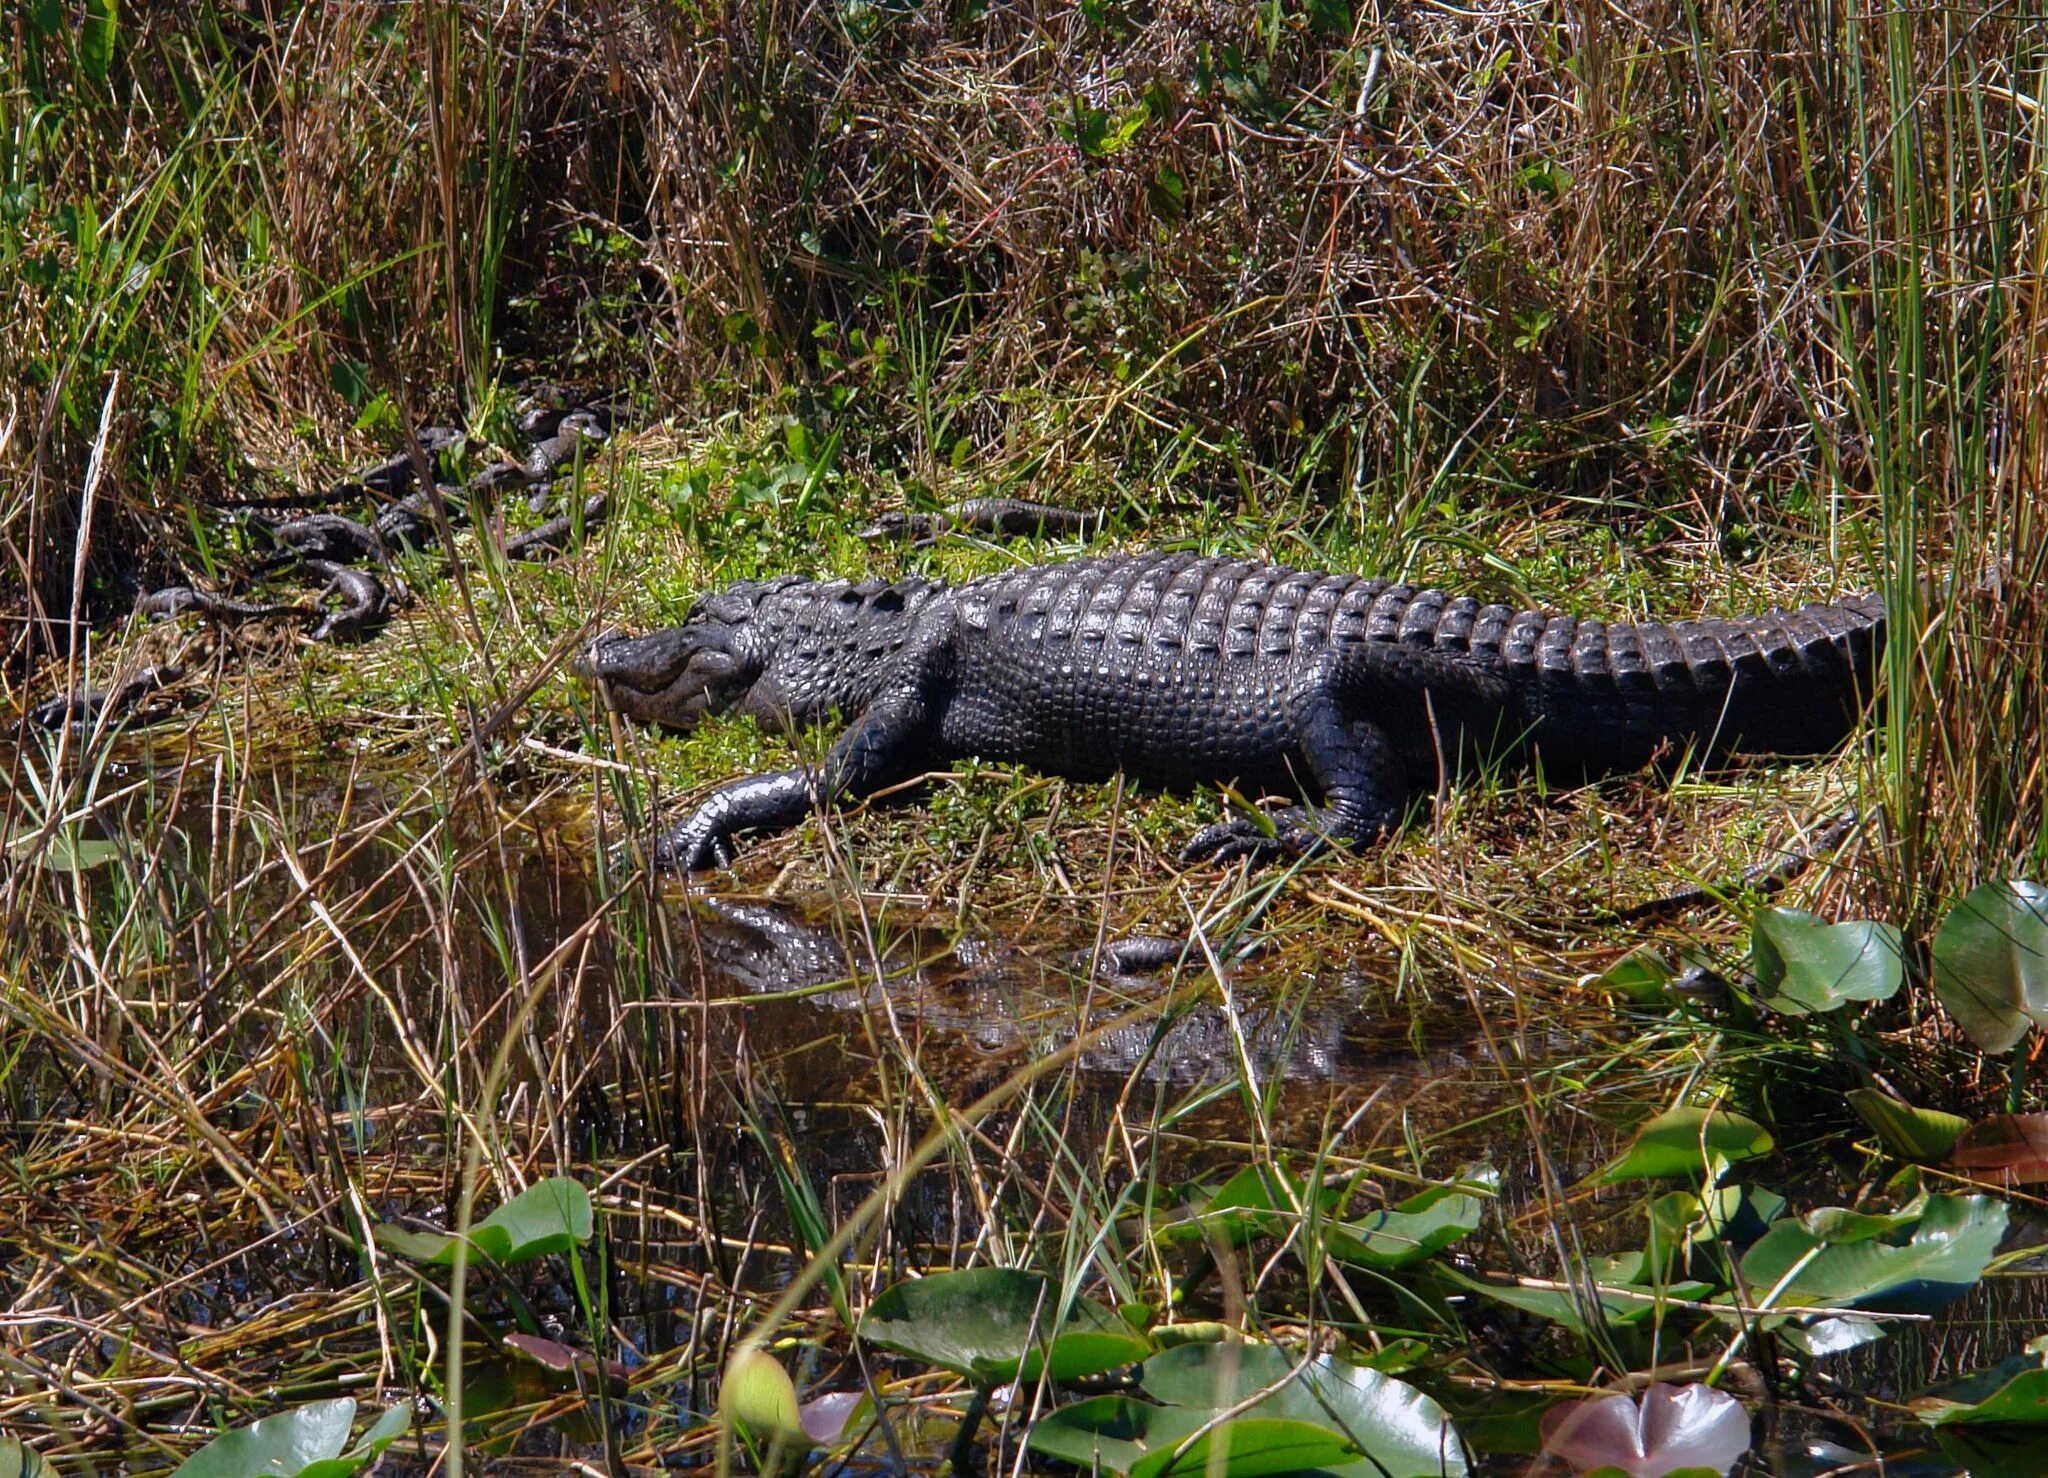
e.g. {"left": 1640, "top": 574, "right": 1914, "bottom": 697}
{"left": 573, "top": 583, "right": 791, "bottom": 731}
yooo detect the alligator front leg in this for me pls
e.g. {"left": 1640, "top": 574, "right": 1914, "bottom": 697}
{"left": 656, "top": 691, "right": 934, "bottom": 870}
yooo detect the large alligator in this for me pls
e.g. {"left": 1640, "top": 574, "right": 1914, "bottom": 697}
{"left": 577, "top": 552, "right": 1886, "bottom": 870}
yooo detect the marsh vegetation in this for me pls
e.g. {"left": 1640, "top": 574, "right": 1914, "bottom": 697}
{"left": 4, "top": 1, "right": 2048, "bottom": 1473}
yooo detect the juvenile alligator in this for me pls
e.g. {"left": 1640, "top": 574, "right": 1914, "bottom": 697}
{"left": 577, "top": 553, "right": 1885, "bottom": 870}
{"left": 29, "top": 664, "right": 183, "bottom": 730}
{"left": 861, "top": 498, "right": 1107, "bottom": 544}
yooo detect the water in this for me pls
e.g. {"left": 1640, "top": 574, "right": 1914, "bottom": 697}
{"left": 3, "top": 749, "right": 2040, "bottom": 1473}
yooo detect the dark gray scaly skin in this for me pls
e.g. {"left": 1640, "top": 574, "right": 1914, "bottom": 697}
{"left": 576, "top": 552, "right": 1886, "bottom": 870}
{"left": 861, "top": 498, "right": 1107, "bottom": 544}
{"left": 352, "top": 425, "right": 464, "bottom": 498}
{"left": 249, "top": 512, "right": 391, "bottom": 567}
{"left": 504, "top": 493, "right": 611, "bottom": 562}
{"left": 302, "top": 560, "right": 391, "bottom": 643}
{"left": 137, "top": 587, "right": 316, "bottom": 627}
{"left": 29, "top": 664, "right": 183, "bottom": 730}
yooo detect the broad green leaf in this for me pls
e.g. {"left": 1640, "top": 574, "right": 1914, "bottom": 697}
{"left": 1156, "top": 1163, "right": 1342, "bottom": 1248}
{"left": 1739, "top": 1194, "right": 2008, "bottom": 1314}
{"left": 1139, "top": 1343, "right": 1468, "bottom": 1477}
{"left": 1932, "top": 881, "right": 2048, "bottom": 1053}
{"left": 10, "top": 832, "right": 123, "bottom": 872}
{"left": 859, "top": 1267, "right": 1150, "bottom": 1384}
{"left": 1847, "top": 1090, "right": 1969, "bottom": 1161}
{"left": 1592, "top": 1107, "right": 1772, "bottom": 1185}
{"left": 1751, "top": 908, "right": 1901, "bottom": 1014}
{"left": 1434, "top": 1266, "right": 1713, "bottom": 1336}
{"left": 1579, "top": 948, "right": 1676, "bottom": 1003}
{"left": 1914, "top": 1337, "right": 2048, "bottom": 1427}
{"left": 0, "top": 1439, "right": 55, "bottom": 1478}
{"left": 1329, "top": 1167, "right": 1496, "bottom": 1269}
{"left": 80, "top": 0, "right": 117, "bottom": 84}
{"left": 720, "top": 1349, "right": 806, "bottom": 1447}
{"left": 170, "top": 1397, "right": 406, "bottom": 1478}
{"left": 1026, "top": 1396, "right": 1357, "bottom": 1478}
{"left": 373, "top": 1176, "right": 592, "bottom": 1266}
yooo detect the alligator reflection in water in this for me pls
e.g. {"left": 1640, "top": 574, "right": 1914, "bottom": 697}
{"left": 678, "top": 896, "right": 1376, "bottom": 1087}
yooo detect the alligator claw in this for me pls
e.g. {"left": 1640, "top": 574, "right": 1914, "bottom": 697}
{"left": 652, "top": 816, "right": 738, "bottom": 872}
{"left": 1180, "top": 818, "right": 1289, "bottom": 866}
{"left": 1181, "top": 808, "right": 1332, "bottom": 867}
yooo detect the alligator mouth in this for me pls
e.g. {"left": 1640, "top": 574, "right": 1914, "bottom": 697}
{"left": 573, "top": 626, "right": 749, "bottom": 730}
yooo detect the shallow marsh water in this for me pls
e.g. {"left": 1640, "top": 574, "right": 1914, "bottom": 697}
{"left": 3, "top": 744, "right": 2044, "bottom": 1474}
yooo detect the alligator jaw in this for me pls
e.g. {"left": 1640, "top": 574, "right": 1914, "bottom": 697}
{"left": 574, "top": 626, "right": 755, "bottom": 731}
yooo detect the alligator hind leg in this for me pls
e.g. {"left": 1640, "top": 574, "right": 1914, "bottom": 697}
{"left": 1179, "top": 641, "right": 1508, "bottom": 866}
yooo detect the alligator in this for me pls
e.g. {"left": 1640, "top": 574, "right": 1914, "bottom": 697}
{"left": 137, "top": 587, "right": 317, "bottom": 627}
{"left": 303, "top": 560, "right": 391, "bottom": 642}
{"left": 577, "top": 552, "right": 1885, "bottom": 870}
{"left": 29, "top": 664, "right": 183, "bottom": 730}
{"left": 861, "top": 498, "right": 1107, "bottom": 545}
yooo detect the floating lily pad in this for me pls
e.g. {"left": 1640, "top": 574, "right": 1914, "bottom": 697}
{"left": 1592, "top": 1107, "right": 1773, "bottom": 1185}
{"left": 1949, "top": 1115, "right": 2048, "bottom": 1185}
{"left": 1580, "top": 948, "right": 1677, "bottom": 1003}
{"left": 1847, "top": 1091, "right": 1970, "bottom": 1162}
{"left": 860, "top": 1267, "right": 1151, "bottom": 1384}
{"left": 374, "top": 1176, "right": 593, "bottom": 1266}
{"left": 1750, "top": 908, "right": 1901, "bottom": 1015}
{"left": 1026, "top": 1395, "right": 1359, "bottom": 1478}
{"left": 1329, "top": 1167, "right": 1496, "bottom": 1269}
{"left": 1540, "top": 1382, "right": 1750, "bottom": 1477}
{"left": 1139, "top": 1342, "right": 1468, "bottom": 1477}
{"left": 9, "top": 831, "right": 123, "bottom": 872}
{"left": 1912, "top": 1335, "right": 2048, "bottom": 1427}
{"left": 1739, "top": 1194, "right": 2008, "bottom": 1314}
{"left": 1932, "top": 881, "right": 2048, "bottom": 1053}
{"left": 1155, "top": 1163, "right": 1343, "bottom": 1248}
{"left": 1435, "top": 1266, "right": 1713, "bottom": 1337}
{"left": 171, "top": 1398, "right": 410, "bottom": 1478}
{"left": 0, "top": 1440, "right": 53, "bottom": 1478}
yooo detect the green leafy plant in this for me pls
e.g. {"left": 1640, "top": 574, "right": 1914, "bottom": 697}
{"left": 170, "top": 1399, "right": 409, "bottom": 1478}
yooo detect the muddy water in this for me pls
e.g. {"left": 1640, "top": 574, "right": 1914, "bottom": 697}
{"left": 10, "top": 752, "right": 2045, "bottom": 1473}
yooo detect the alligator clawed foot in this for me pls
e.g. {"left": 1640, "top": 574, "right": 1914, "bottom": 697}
{"left": 651, "top": 819, "right": 738, "bottom": 873}
{"left": 1180, "top": 808, "right": 1333, "bottom": 867}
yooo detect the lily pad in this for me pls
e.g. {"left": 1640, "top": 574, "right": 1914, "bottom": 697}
{"left": 0, "top": 1440, "right": 53, "bottom": 1478}
{"left": 1913, "top": 1336, "right": 2048, "bottom": 1427}
{"left": 1026, "top": 1395, "right": 1358, "bottom": 1478}
{"left": 860, "top": 1267, "right": 1151, "bottom": 1384}
{"left": 1139, "top": 1342, "right": 1468, "bottom": 1477}
{"left": 10, "top": 832, "right": 123, "bottom": 872}
{"left": 171, "top": 1398, "right": 410, "bottom": 1478}
{"left": 1750, "top": 908, "right": 1901, "bottom": 1015}
{"left": 1592, "top": 1107, "right": 1773, "bottom": 1185}
{"left": 1932, "top": 881, "right": 2048, "bottom": 1053}
{"left": 1580, "top": 948, "right": 1677, "bottom": 1003}
{"left": 1155, "top": 1163, "right": 1343, "bottom": 1248}
{"left": 1847, "top": 1090, "right": 1970, "bottom": 1161}
{"left": 1949, "top": 1115, "right": 2048, "bottom": 1185}
{"left": 720, "top": 1349, "right": 806, "bottom": 1449}
{"left": 1540, "top": 1382, "right": 1750, "bottom": 1477}
{"left": 1329, "top": 1167, "right": 1496, "bottom": 1269}
{"left": 374, "top": 1176, "right": 593, "bottom": 1266}
{"left": 1435, "top": 1266, "right": 1714, "bottom": 1337}
{"left": 1739, "top": 1194, "right": 2008, "bottom": 1314}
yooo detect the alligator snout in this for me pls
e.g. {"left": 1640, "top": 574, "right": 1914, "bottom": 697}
{"left": 573, "top": 625, "right": 757, "bottom": 731}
